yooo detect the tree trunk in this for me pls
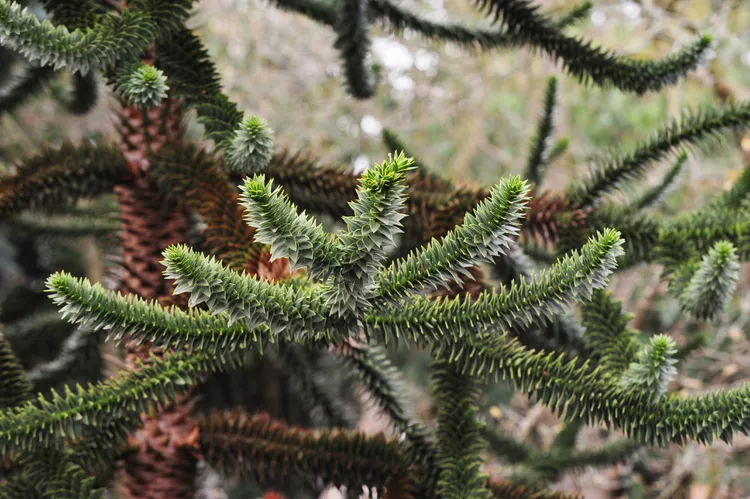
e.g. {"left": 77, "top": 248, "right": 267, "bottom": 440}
{"left": 112, "top": 67, "right": 199, "bottom": 497}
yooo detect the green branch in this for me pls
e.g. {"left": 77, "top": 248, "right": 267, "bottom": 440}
{"left": 627, "top": 151, "right": 687, "bottom": 212}
{"left": 569, "top": 102, "right": 750, "bottom": 208}
{"left": 161, "top": 245, "right": 336, "bottom": 340}
{"left": 377, "top": 175, "right": 529, "bottom": 303}
{"left": 46, "top": 271, "right": 274, "bottom": 355}
{"left": 0, "top": 0, "right": 190, "bottom": 74}
{"left": 328, "top": 153, "right": 412, "bottom": 315}
{"left": 0, "top": 330, "right": 31, "bottom": 409}
{"left": 334, "top": 0, "right": 374, "bottom": 98}
{"left": 471, "top": 0, "right": 710, "bottom": 94}
{"left": 672, "top": 240, "right": 741, "bottom": 321}
{"left": 580, "top": 289, "right": 639, "bottom": 374}
{"left": 0, "top": 142, "right": 130, "bottom": 219}
{"left": 524, "top": 76, "right": 558, "bottom": 186}
{"left": 432, "top": 359, "right": 489, "bottom": 498}
{"left": 156, "top": 28, "right": 275, "bottom": 171}
{"left": 239, "top": 174, "right": 339, "bottom": 280}
{"left": 198, "top": 410, "right": 412, "bottom": 494}
{"left": 367, "top": 229, "right": 624, "bottom": 345}
{"left": 0, "top": 349, "right": 238, "bottom": 455}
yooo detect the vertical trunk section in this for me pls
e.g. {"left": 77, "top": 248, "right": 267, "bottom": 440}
{"left": 113, "top": 68, "right": 200, "bottom": 497}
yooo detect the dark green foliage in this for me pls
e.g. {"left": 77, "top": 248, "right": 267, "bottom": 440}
{"left": 432, "top": 360, "right": 489, "bottom": 498}
{"left": 6, "top": 0, "right": 750, "bottom": 495}
{"left": 568, "top": 103, "right": 750, "bottom": 208}
{"left": 481, "top": 425, "right": 533, "bottom": 463}
{"left": 0, "top": 141, "right": 130, "bottom": 218}
{"left": 580, "top": 289, "right": 639, "bottom": 374}
{"left": 0, "top": 330, "right": 30, "bottom": 409}
{"left": 0, "top": 447, "right": 109, "bottom": 498}
{"left": 483, "top": 420, "right": 640, "bottom": 490}
{"left": 23, "top": 325, "right": 100, "bottom": 393}
{"left": 472, "top": 0, "right": 710, "bottom": 94}
{"left": 0, "top": 346, "right": 239, "bottom": 455}
{"left": 334, "top": 0, "right": 375, "bottom": 99}
{"left": 525, "top": 76, "right": 558, "bottom": 186}
{"left": 712, "top": 164, "right": 750, "bottom": 209}
{"left": 0, "top": 64, "right": 54, "bottom": 115}
{"left": 155, "top": 28, "right": 250, "bottom": 159}
{"left": 336, "top": 341, "right": 437, "bottom": 494}
{"left": 627, "top": 151, "right": 687, "bottom": 212}
{"left": 8, "top": 211, "right": 119, "bottom": 238}
{"left": 198, "top": 410, "right": 411, "bottom": 497}
{"left": 60, "top": 72, "right": 98, "bottom": 114}
{"left": 0, "top": 0, "right": 191, "bottom": 74}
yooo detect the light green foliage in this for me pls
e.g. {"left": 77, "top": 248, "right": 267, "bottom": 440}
{"left": 47, "top": 271, "right": 269, "bottom": 355}
{"left": 116, "top": 62, "right": 169, "bottom": 108}
{"left": 674, "top": 240, "right": 741, "bottom": 321}
{"left": 0, "top": 0, "right": 189, "bottom": 74}
{"left": 239, "top": 174, "right": 338, "bottom": 279}
{"left": 226, "top": 116, "right": 275, "bottom": 174}
{"left": 620, "top": 335, "right": 678, "bottom": 403}
{"left": 376, "top": 175, "right": 530, "bottom": 303}
{"left": 325, "top": 153, "right": 412, "bottom": 315}
{"left": 369, "top": 229, "right": 624, "bottom": 347}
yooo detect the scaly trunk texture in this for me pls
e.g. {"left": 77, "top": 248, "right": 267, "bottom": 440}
{"left": 112, "top": 48, "right": 199, "bottom": 497}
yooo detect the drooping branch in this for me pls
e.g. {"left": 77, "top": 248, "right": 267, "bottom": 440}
{"left": 0, "top": 142, "right": 130, "bottom": 219}
{"left": 197, "top": 410, "right": 414, "bottom": 495}
{"left": 471, "top": 0, "right": 710, "bottom": 94}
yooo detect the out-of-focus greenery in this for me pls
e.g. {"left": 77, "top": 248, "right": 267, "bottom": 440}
{"left": 197, "top": 0, "right": 749, "bottom": 195}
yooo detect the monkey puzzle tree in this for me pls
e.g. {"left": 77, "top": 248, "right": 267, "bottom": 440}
{"left": 1, "top": 0, "right": 750, "bottom": 497}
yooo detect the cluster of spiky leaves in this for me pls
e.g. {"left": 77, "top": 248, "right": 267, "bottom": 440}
{"left": 226, "top": 116, "right": 275, "bottom": 175}
{"left": 4, "top": 0, "right": 750, "bottom": 495}
{"left": 34, "top": 131, "right": 750, "bottom": 498}
{"left": 114, "top": 61, "right": 169, "bottom": 108}
{"left": 669, "top": 240, "right": 741, "bottom": 321}
{"left": 620, "top": 335, "right": 678, "bottom": 403}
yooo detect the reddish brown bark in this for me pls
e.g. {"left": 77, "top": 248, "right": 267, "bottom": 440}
{"left": 111, "top": 44, "right": 200, "bottom": 496}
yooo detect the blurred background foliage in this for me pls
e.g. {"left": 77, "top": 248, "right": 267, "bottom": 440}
{"left": 3, "top": 0, "right": 750, "bottom": 496}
